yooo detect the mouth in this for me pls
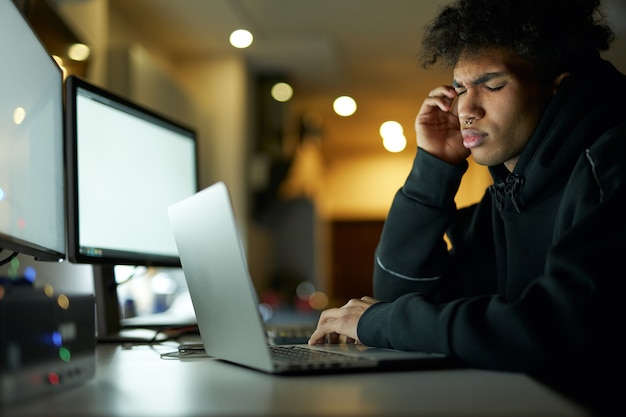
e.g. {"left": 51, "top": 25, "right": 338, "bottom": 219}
{"left": 461, "top": 129, "right": 487, "bottom": 149}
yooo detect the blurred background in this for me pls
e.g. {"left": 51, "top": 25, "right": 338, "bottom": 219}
{"left": 4, "top": 0, "right": 625, "bottom": 323}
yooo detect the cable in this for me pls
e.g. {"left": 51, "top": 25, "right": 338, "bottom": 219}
{"left": 0, "top": 249, "right": 19, "bottom": 266}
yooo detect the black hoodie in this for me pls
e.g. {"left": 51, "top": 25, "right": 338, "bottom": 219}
{"left": 360, "top": 52, "right": 626, "bottom": 412}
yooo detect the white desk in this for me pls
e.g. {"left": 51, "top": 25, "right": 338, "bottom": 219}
{"left": 5, "top": 342, "right": 591, "bottom": 416}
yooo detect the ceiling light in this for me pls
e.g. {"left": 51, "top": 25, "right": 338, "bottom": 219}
{"left": 379, "top": 121, "right": 403, "bottom": 138}
{"left": 382, "top": 135, "right": 407, "bottom": 153}
{"left": 229, "top": 29, "right": 253, "bottom": 48}
{"left": 380, "top": 120, "right": 407, "bottom": 153}
{"left": 271, "top": 82, "right": 293, "bottom": 102}
{"left": 67, "top": 43, "right": 90, "bottom": 61}
{"left": 333, "top": 96, "right": 357, "bottom": 117}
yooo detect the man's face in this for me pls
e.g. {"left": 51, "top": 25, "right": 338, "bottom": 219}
{"left": 452, "top": 48, "right": 555, "bottom": 171}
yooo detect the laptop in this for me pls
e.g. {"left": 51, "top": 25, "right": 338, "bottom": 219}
{"left": 168, "top": 181, "right": 451, "bottom": 374}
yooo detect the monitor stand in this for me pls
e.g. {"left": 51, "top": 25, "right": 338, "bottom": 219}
{"left": 92, "top": 264, "right": 168, "bottom": 343}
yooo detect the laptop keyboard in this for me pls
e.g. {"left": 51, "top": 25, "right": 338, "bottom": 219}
{"left": 269, "top": 345, "right": 358, "bottom": 363}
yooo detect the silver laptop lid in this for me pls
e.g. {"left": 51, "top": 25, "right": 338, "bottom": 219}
{"left": 168, "top": 182, "right": 274, "bottom": 372}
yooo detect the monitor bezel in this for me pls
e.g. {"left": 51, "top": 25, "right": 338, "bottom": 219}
{"left": 0, "top": 233, "right": 65, "bottom": 263}
{"left": 64, "top": 74, "right": 198, "bottom": 268}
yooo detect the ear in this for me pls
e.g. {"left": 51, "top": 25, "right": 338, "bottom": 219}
{"left": 553, "top": 72, "right": 570, "bottom": 94}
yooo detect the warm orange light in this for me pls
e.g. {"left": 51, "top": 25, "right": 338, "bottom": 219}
{"left": 309, "top": 291, "right": 329, "bottom": 310}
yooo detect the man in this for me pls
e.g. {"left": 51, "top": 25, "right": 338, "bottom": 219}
{"left": 309, "top": 0, "right": 625, "bottom": 412}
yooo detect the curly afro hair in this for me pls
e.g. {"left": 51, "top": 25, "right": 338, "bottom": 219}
{"left": 420, "top": 0, "right": 614, "bottom": 77}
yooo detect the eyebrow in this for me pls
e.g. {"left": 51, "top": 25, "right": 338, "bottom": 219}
{"left": 452, "top": 72, "right": 507, "bottom": 88}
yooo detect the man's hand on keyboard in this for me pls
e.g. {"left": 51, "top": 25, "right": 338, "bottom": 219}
{"left": 308, "top": 296, "right": 379, "bottom": 345}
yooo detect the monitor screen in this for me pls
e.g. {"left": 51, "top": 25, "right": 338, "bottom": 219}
{"left": 65, "top": 75, "right": 198, "bottom": 267}
{"left": 0, "top": 0, "right": 65, "bottom": 263}
{"left": 65, "top": 75, "right": 198, "bottom": 339}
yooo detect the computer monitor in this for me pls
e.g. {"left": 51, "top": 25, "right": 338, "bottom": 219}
{"left": 0, "top": 0, "right": 65, "bottom": 265}
{"left": 64, "top": 75, "right": 198, "bottom": 338}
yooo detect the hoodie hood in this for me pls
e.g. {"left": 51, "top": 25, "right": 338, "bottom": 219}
{"left": 488, "top": 51, "right": 626, "bottom": 213}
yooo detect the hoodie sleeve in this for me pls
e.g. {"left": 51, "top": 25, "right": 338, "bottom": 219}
{"left": 371, "top": 147, "right": 468, "bottom": 301}
{"left": 360, "top": 148, "right": 468, "bottom": 353}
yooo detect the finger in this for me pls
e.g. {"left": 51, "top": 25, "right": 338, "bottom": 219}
{"left": 308, "top": 308, "right": 342, "bottom": 345}
{"left": 360, "top": 296, "right": 379, "bottom": 305}
{"left": 423, "top": 86, "right": 458, "bottom": 112}
{"left": 307, "top": 311, "right": 330, "bottom": 345}
{"left": 423, "top": 96, "right": 456, "bottom": 113}
{"left": 449, "top": 92, "right": 460, "bottom": 119}
{"left": 427, "top": 85, "right": 456, "bottom": 99}
{"left": 308, "top": 328, "right": 327, "bottom": 345}
{"left": 328, "top": 332, "right": 341, "bottom": 344}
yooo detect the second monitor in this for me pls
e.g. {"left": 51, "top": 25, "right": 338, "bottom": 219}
{"left": 64, "top": 75, "right": 198, "bottom": 339}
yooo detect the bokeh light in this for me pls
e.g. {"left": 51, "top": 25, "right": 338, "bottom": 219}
{"left": 52, "top": 331, "right": 63, "bottom": 347}
{"left": 13, "top": 107, "right": 26, "bottom": 125}
{"left": 47, "top": 372, "right": 60, "bottom": 385}
{"left": 24, "top": 266, "right": 37, "bottom": 283}
{"left": 271, "top": 82, "right": 293, "bottom": 102}
{"left": 383, "top": 135, "right": 407, "bottom": 153}
{"left": 68, "top": 43, "right": 90, "bottom": 61}
{"left": 309, "top": 291, "right": 329, "bottom": 310}
{"left": 296, "top": 281, "right": 316, "bottom": 300}
{"left": 229, "top": 29, "right": 253, "bottom": 48}
{"left": 44, "top": 284, "right": 54, "bottom": 297}
{"left": 57, "top": 293, "right": 70, "bottom": 309}
{"left": 258, "top": 303, "right": 274, "bottom": 322}
{"left": 379, "top": 120, "right": 407, "bottom": 153}
{"left": 58, "top": 347, "right": 71, "bottom": 362}
{"left": 333, "top": 96, "right": 357, "bottom": 116}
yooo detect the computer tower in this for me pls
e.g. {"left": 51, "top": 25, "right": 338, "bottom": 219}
{"left": 0, "top": 284, "right": 96, "bottom": 405}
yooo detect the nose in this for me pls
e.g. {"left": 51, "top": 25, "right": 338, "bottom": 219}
{"left": 457, "top": 92, "right": 485, "bottom": 123}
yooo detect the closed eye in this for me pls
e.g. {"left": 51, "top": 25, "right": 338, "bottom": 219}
{"left": 486, "top": 85, "right": 504, "bottom": 92}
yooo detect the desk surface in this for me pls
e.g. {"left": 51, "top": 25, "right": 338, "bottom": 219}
{"left": 5, "top": 341, "right": 591, "bottom": 417}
